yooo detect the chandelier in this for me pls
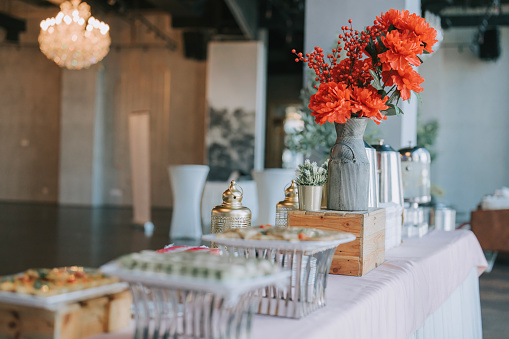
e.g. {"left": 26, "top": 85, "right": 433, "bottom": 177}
{"left": 39, "top": 0, "right": 110, "bottom": 70}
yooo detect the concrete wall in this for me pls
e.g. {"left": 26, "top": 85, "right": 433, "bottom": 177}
{"left": 101, "top": 24, "right": 207, "bottom": 207}
{"left": 420, "top": 27, "right": 509, "bottom": 214}
{"left": 0, "top": 4, "right": 62, "bottom": 202}
{"left": 0, "top": 44, "right": 61, "bottom": 202}
{"left": 0, "top": 4, "right": 206, "bottom": 207}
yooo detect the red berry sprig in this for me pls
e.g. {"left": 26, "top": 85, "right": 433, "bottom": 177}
{"left": 292, "top": 18, "right": 384, "bottom": 89}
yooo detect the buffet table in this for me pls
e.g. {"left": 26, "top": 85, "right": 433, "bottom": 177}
{"left": 90, "top": 229, "right": 487, "bottom": 339}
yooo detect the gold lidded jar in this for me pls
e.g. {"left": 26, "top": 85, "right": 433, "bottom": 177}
{"left": 275, "top": 180, "right": 299, "bottom": 228}
{"left": 211, "top": 180, "right": 251, "bottom": 235}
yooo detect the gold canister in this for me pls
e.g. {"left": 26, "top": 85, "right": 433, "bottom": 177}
{"left": 275, "top": 180, "right": 299, "bottom": 228}
{"left": 211, "top": 180, "right": 252, "bottom": 234}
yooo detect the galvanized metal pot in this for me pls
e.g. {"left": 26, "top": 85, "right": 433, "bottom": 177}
{"left": 327, "top": 118, "right": 370, "bottom": 211}
{"left": 297, "top": 185, "right": 323, "bottom": 211}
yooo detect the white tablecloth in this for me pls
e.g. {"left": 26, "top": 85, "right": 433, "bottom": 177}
{"left": 90, "top": 230, "right": 487, "bottom": 339}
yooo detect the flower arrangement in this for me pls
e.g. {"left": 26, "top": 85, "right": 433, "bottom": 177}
{"left": 295, "top": 160, "right": 328, "bottom": 186}
{"left": 292, "top": 9, "right": 437, "bottom": 125}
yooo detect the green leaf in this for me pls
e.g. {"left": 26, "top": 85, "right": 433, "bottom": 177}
{"left": 383, "top": 106, "right": 398, "bottom": 116}
{"left": 376, "top": 35, "right": 387, "bottom": 52}
{"left": 423, "top": 49, "right": 430, "bottom": 55}
{"left": 378, "top": 89, "right": 387, "bottom": 99}
{"left": 384, "top": 103, "right": 405, "bottom": 116}
{"left": 365, "top": 40, "right": 378, "bottom": 62}
{"left": 417, "top": 55, "right": 423, "bottom": 64}
{"left": 387, "top": 91, "right": 400, "bottom": 104}
{"left": 414, "top": 91, "right": 423, "bottom": 105}
{"left": 369, "top": 69, "right": 383, "bottom": 90}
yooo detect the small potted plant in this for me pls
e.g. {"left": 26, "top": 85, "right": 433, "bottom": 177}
{"left": 295, "top": 160, "right": 328, "bottom": 211}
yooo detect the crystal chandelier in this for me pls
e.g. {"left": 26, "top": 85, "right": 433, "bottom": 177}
{"left": 39, "top": 0, "right": 110, "bottom": 70}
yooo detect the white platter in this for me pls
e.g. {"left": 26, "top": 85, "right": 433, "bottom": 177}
{"left": 0, "top": 282, "right": 128, "bottom": 311}
{"left": 100, "top": 261, "right": 290, "bottom": 303}
{"left": 201, "top": 232, "right": 356, "bottom": 252}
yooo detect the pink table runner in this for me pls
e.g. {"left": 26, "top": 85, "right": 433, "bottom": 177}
{"left": 251, "top": 229, "right": 487, "bottom": 339}
{"left": 90, "top": 229, "right": 487, "bottom": 339}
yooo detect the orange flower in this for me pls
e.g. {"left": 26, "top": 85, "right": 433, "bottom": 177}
{"left": 351, "top": 86, "right": 388, "bottom": 124}
{"left": 398, "top": 10, "right": 438, "bottom": 53}
{"left": 376, "top": 9, "right": 401, "bottom": 29}
{"left": 308, "top": 82, "right": 352, "bottom": 124}
{"left": 378, "top": 9, "right": 438, "bottom": 54}
{"left": 382, "top": 65, "right": 424, "bottom": 101}
{"left": 379, "top": 30, "right": 423, "bottom": 70}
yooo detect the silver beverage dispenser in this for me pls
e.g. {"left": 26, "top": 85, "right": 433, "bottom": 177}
{"left": 371, "top": 140, "right": 403, "bottom": 206}
{"left": 365, "top": 141, "right": 379, "bottom": 208}
{"left": 399, "top": 145, "right": 432, "bottom": 237}
{"left": 399, "top": 146, "right": 431, "bottom": 204}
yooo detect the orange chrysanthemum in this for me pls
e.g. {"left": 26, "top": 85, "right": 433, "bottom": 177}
{"left": 382, "top": 65, "right": 424, "bottom": 101}
{"left": 308, "top": 82, "right": 352, "bottom": 124}
{"left": 377, "top": 9, "right": 438, "bottom": 53}
{"left": 351, "top": 86, "right": 389, "bottom": 124}
{"left": 404, "top": 13, "right": 437, "bottom": 53}
{"left": 376, "top": 9, "right": 401, "bottom": 29}
{"left": 379, "top": 30, "right": 423, "bottom": 70}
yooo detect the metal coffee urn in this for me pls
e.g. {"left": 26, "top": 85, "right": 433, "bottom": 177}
{"left": 371, "top": 140, "right": 403, "bottom": 206}
{"left": 399, "top": 146, "right": 431, "bottom": 204}
{"left": 365, "top": 141, "right": 379, "bottom": 208}
{"left": 399, "top": 145, "right": 432, "bottom": 237}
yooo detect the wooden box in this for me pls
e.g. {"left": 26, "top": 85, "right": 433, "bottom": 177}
{"left": 0, "top": 290, "right": 132, "bottom": 339}
{"left": 288, "top": 208, "right": 385, "bottom": 276}
{"left": 471, "top": 208, "right": 509, "bottom": 252}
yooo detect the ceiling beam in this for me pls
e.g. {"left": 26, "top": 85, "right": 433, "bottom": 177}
{"left": 224, "top": 0, "right": 257, "bottom": 39}
{"left": 442, "top": 13, "right": 509, "bottom": 26}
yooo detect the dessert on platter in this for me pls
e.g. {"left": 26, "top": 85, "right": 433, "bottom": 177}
{"left": 216, "top": 224, "right": 353, "bottom": 241}
{"left": 117, "top": 250, "right": 277, "bottom": 280}
{"left": 0, "top": 267, "right": 118, "bottom": 297}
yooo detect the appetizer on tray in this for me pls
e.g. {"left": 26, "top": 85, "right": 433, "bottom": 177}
{"left": 216, "top": 225, "right": 353, "bottom": 242}
{"left": 0, "top": 267, "right": 118, "bottom": 297}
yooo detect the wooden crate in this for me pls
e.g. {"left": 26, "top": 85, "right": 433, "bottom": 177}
{"left": 0, "top": 289, "right": 131, "bottom": 339}
{"left": 471, "top": 208, "right": 509, "bottom": 252}
{"left": 288, "top": 208, "right": 385, "bottom": 276}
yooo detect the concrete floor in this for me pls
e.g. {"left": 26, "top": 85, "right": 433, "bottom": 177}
{"left": 479, "top": 252, "right": 509, "bottom": 339}
{"left": 0, "top": 202, "right": 508, "bottom": 337}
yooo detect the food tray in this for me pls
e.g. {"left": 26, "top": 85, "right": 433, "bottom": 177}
{"left": 202, "top": 233, "right": 355, "bottom": 319}
{"left": 101, "top": 261, "right": 290, "bottom": 339}
{"left": 0, "top": 282, "right": 128, "bottom": 311}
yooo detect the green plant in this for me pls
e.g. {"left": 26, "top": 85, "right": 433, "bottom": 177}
{"left": 295, "top": 160, "right": 328, "bottom": 186}
{"left": 416, "top": 118, "right": 439, "bottom": 161}
{"left": 285, "top": 78, "right": 336, "bottom": 162}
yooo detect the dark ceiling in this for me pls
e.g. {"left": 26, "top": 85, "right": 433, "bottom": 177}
{"left": 1, "top": 0, "right": 508, "bottom": 73}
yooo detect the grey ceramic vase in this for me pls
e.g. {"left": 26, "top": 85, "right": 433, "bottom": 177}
{"left": 327, "top": 118, "right": 370, "bottom": 211}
